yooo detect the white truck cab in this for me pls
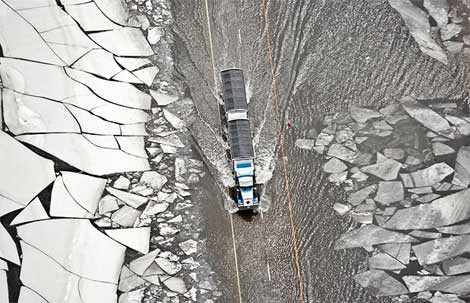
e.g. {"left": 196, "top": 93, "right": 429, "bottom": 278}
{"left": 233, "top": 159, "right": 258, "bottom": 208}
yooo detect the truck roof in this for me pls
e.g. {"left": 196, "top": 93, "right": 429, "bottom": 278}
{"left": 228, "top": 119, "right": 254, "bottom": 159}
{"left": 221, "top": 69, "right": 248, "bottom": 112}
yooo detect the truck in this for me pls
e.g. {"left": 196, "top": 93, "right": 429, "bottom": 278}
{"left": 220, "top": 68, "right": 259, "bottom": 211}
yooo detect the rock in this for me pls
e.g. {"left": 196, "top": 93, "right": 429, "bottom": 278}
{"left": 403, "top": 276, "right": 449, "bottom": 293}
{"left": 409, "top": 230, "right": 441, "bottom": 238}
{"left": 179, "top": 239, "right": 198, "bottom": 255}
{"left": 333, "top": 203, "right": 351, "bottom": 215}
{"left": 442, "top": 257, "right": 470, "bottom": 275}
{"left": 432, "top": 142, "right": 455, "bottom": 156}
{"left": 334, "top": 224, "right": 417, "bottom": 250}
{"left": 430, "top": 292, "right": 465, "bottom": 303}
{"left": 113, "top": 176, "right": 131, "bottom": 190}
{"left": 400, "top": 163, "right": 453, "bottom": 188}
{"left": 423, "top": 0, "right": 449, "bottom": 28}
{"left": 384, "top": 188, "right": 470, "bottom": 230}
{"left": 347, "top": 185, "right": 377, "bottom": 206}
{"left": 353, "top": 270, "right": 408, "bottom": 296}
{"left": 379, "top": 243, "right": 411, "bottom": 264}
{"left": 368, "top": 253, "right": 406, "bottom": 270}
{"left": 374, "top": 181, "right": 404, "bottom": 205}
{"left": 388, "top": 0, "right": 448, "bottom": 64}
{"left": 350, "top": 106, "right": 382, "bottom": 123}
{"left": 453, "top": 146, "right": 470, "bottom": 187}
{"left": 323, "top": 158, "right": 348, "bottom": 173}
{"left": 440, "top": 23, "right": 463, "bottom": 41}
{"left": 155, "top": 257, "right": 182, "bottom": 275}
{"left": 413, "top": 234, "right": 470, "bottom": 265}
{"left": 327, "top": 143, "right": 358, "bottom": 163}
{"left": 437, "top": 223, "right": 470, "bottom": 235}
{"left": 163, "top": 277, "right": 187, "bottom": 294}
{"left": 361, "top": 153, "right": 402, "bottom": 180}
{"left": 383, "top": 148, "right": 405, "bottom": 160}
{"left": 401, "top": 97, "right": 453, "bottom": 138}
{"left": 140, "top": 171, "right": 167, "bottom": 190}
{"left": 107, "top": 187, "right": 148, "bottom": 208}
{"left": 295, "top": 139, "right": 315, "bottom": 150}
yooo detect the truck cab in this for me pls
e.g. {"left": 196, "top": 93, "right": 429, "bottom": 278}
{"left": 233, "top": 159, "right": 258, "bottom": 209}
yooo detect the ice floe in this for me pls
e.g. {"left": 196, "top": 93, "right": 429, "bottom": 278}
{"left": 105, "top": 227, "right": 150, "bottom": 254}
{"left": 11, "top": 198, "right": 49, "bottom": 225}
{"left": 90, "top": 27, "right": 153, "bottom": 57}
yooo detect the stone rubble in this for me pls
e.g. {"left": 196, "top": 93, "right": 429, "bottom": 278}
{"left": 298, "top": 98, "right": 470, "bottom": 302}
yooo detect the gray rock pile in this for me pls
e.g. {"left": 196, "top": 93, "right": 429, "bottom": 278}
{"left": 297, "top": 97, "right": 470, "bottom": 302}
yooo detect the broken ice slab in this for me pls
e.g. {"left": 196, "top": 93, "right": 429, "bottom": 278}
{"left": 413, "top": 235, "right": 470, "bottom": 265}
{"left": 71, "top": 49, "right": 122, "bottom": 79}
{"left": 11, "top": 198, "right": 49, "bottom": 226}
{"left": 0, "top": 1, "right": 64, "bottom": 65}
{"left": 113, "top": 69, "right": 145, "bottom": 84}
{"left": 134, "top": 66, "right": 159, "bottom": 86}
{"left": 17, "top": 133, "right": 150, "bottom": 176}
{"left": 94, "top": 0, "right": 130, "bottom": 25}
{"left": 98, "top": 195, "right": 120, "bottom": 215}
{"left": 388, "top": 1, "right": 448, "bottom": 64}
{"left": 400, "top": 163, "right": 453, "bottom": 188}
{"left": 441, "top": 23, "right": 463, "bottom": 41}
{"left": 383, "top": 148, "right": 405, "bottom": 160}
{"left": 66, "top": 68, "right": 151, "bottom": 110}
{"left": 452, "top": 146, "right": 470, "bottom": 187}
{"left": 121, "top": 123, "right": 149, "bottom": 136}
{"left": 117, "top": 57, "right": 152, "bottom": 72}
{"left": 384, "top": 189, "right": 470, "bottom": 230}
{"left": 437, "top": 223, "right": 470, "bottom": 235}
{"left": 163, "top": 277, "right": 188, "bottom": 294}
{"left": 2, "top": 90, "right": 81, "bottom": 135}
{"left": 295, "top": 139, "right": 315, "bottom": 150}
{"left": 323, "top": 158, "right": 347, "bottom": 173}
{"left": 423, "top": 0, "right": 448, "bottom": 28}
{"left": 429, "top": 275, "right": 470, "bottom": 295}
{"left": 90, "top": 27, "right": 153, "bottom": 57}
{"left": 129, "top": 249, "right": 160, "bottom": 275}
{"left": 408, "top": 187, "right": 433, "bottom": 194}
{"left": 401, "top": 97, "right": 454, "bottom": 137}
{"left": 445, "top": 115, "right": 470, "bottom": 136}
{"left": 350, "top": 106, "right": 382, "bottom": 123}
{"left": 140, "top": 171, "right": 168, "bottom": 190}
{"left": 156, "top": 257, "right": 182, "bottom": 275}
{"left": 403, "top": 276, "right": 449, "bottom": 293}
{"left": 0, "top": 196, "right": 24, "bottom": 218}
{"left": 107, "top": 187, "right": 148, "bottom": 208}
{"left": 0, "top": 270, "right": 7, "bottom": 303}
{"left": 163, "top": 109, "right": 185, "bottom": 130}
{"left": 430, "top": 292, "right": 465, "bottom": 303}
{"left": 327, "top": 143, "right": 358, "bottom": 163}
{"left": 415, "top": 193, "right": 440, "bottom": 203}
{"left": 368, "top": 253, "right": 406, "bottom": 270}
{"left": 116, "top": 136, "right": 148, "bottom": 158}
{"left": 379, "top": 243, "right": 411, "bottom": 265}
{"left": 408, "top": 230, "right": 441, "bottom": 239}
{"left": 0, "top": 131, "right": 55, "bottom": 205}
{"left": 360, "top": 153, "right": 402, "bottom": 180}
{"left": 17, "top": 286, "right": 49, "bottom": 303}
{"left": 17, "top": 219, "right": 126, "bottom": 283}
{"left": 105, "top": 227, "right": 150, "bottom": 254}
{"left": 20, "top": 241, "right": 118, "bottom": 303}
{"left": 111, "top": 206, "right": 142, "bottom": 227}
{"left": 353, "top": 270, "right": 408, "bottom": 296}
{"left": 66, "top": 105, "right": 122, "bottom": 135}
{"left": 334, "top": 224, "right": 417, "bottom": 250}
{"left": 442, "top": 257, "right": 470, "bottom": 275}
{"left": 0, "top": 222, "right": 20, "bottom": 265}
{"left": 432, "top": 142, "right": 455, "bottom": 156}
{"left": 118, "top": 288, "right": 145, "bottom": 303}
{"left": 374, "top": 181, "right": 404, "bottom": 205}
{"left": 65, "top": 2, "right": 121, "bottom": 31}
{"left": 347, "top": 185, "right": 377, "bottom": 206}
{"left": 118, "top": 266, "right": 146, "bottom": 292}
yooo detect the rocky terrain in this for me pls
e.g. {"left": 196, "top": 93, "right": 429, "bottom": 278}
{"left": 296, "top": 98, "right": 470, "bottom": 302}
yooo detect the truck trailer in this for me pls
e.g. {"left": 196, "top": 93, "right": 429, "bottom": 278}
{"left": 220, "top": 68, "right": 259, "bottom": 211}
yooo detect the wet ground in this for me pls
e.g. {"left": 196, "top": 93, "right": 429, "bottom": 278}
{"left": 170, "top": 0, "right": 468, "bottom": 302}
